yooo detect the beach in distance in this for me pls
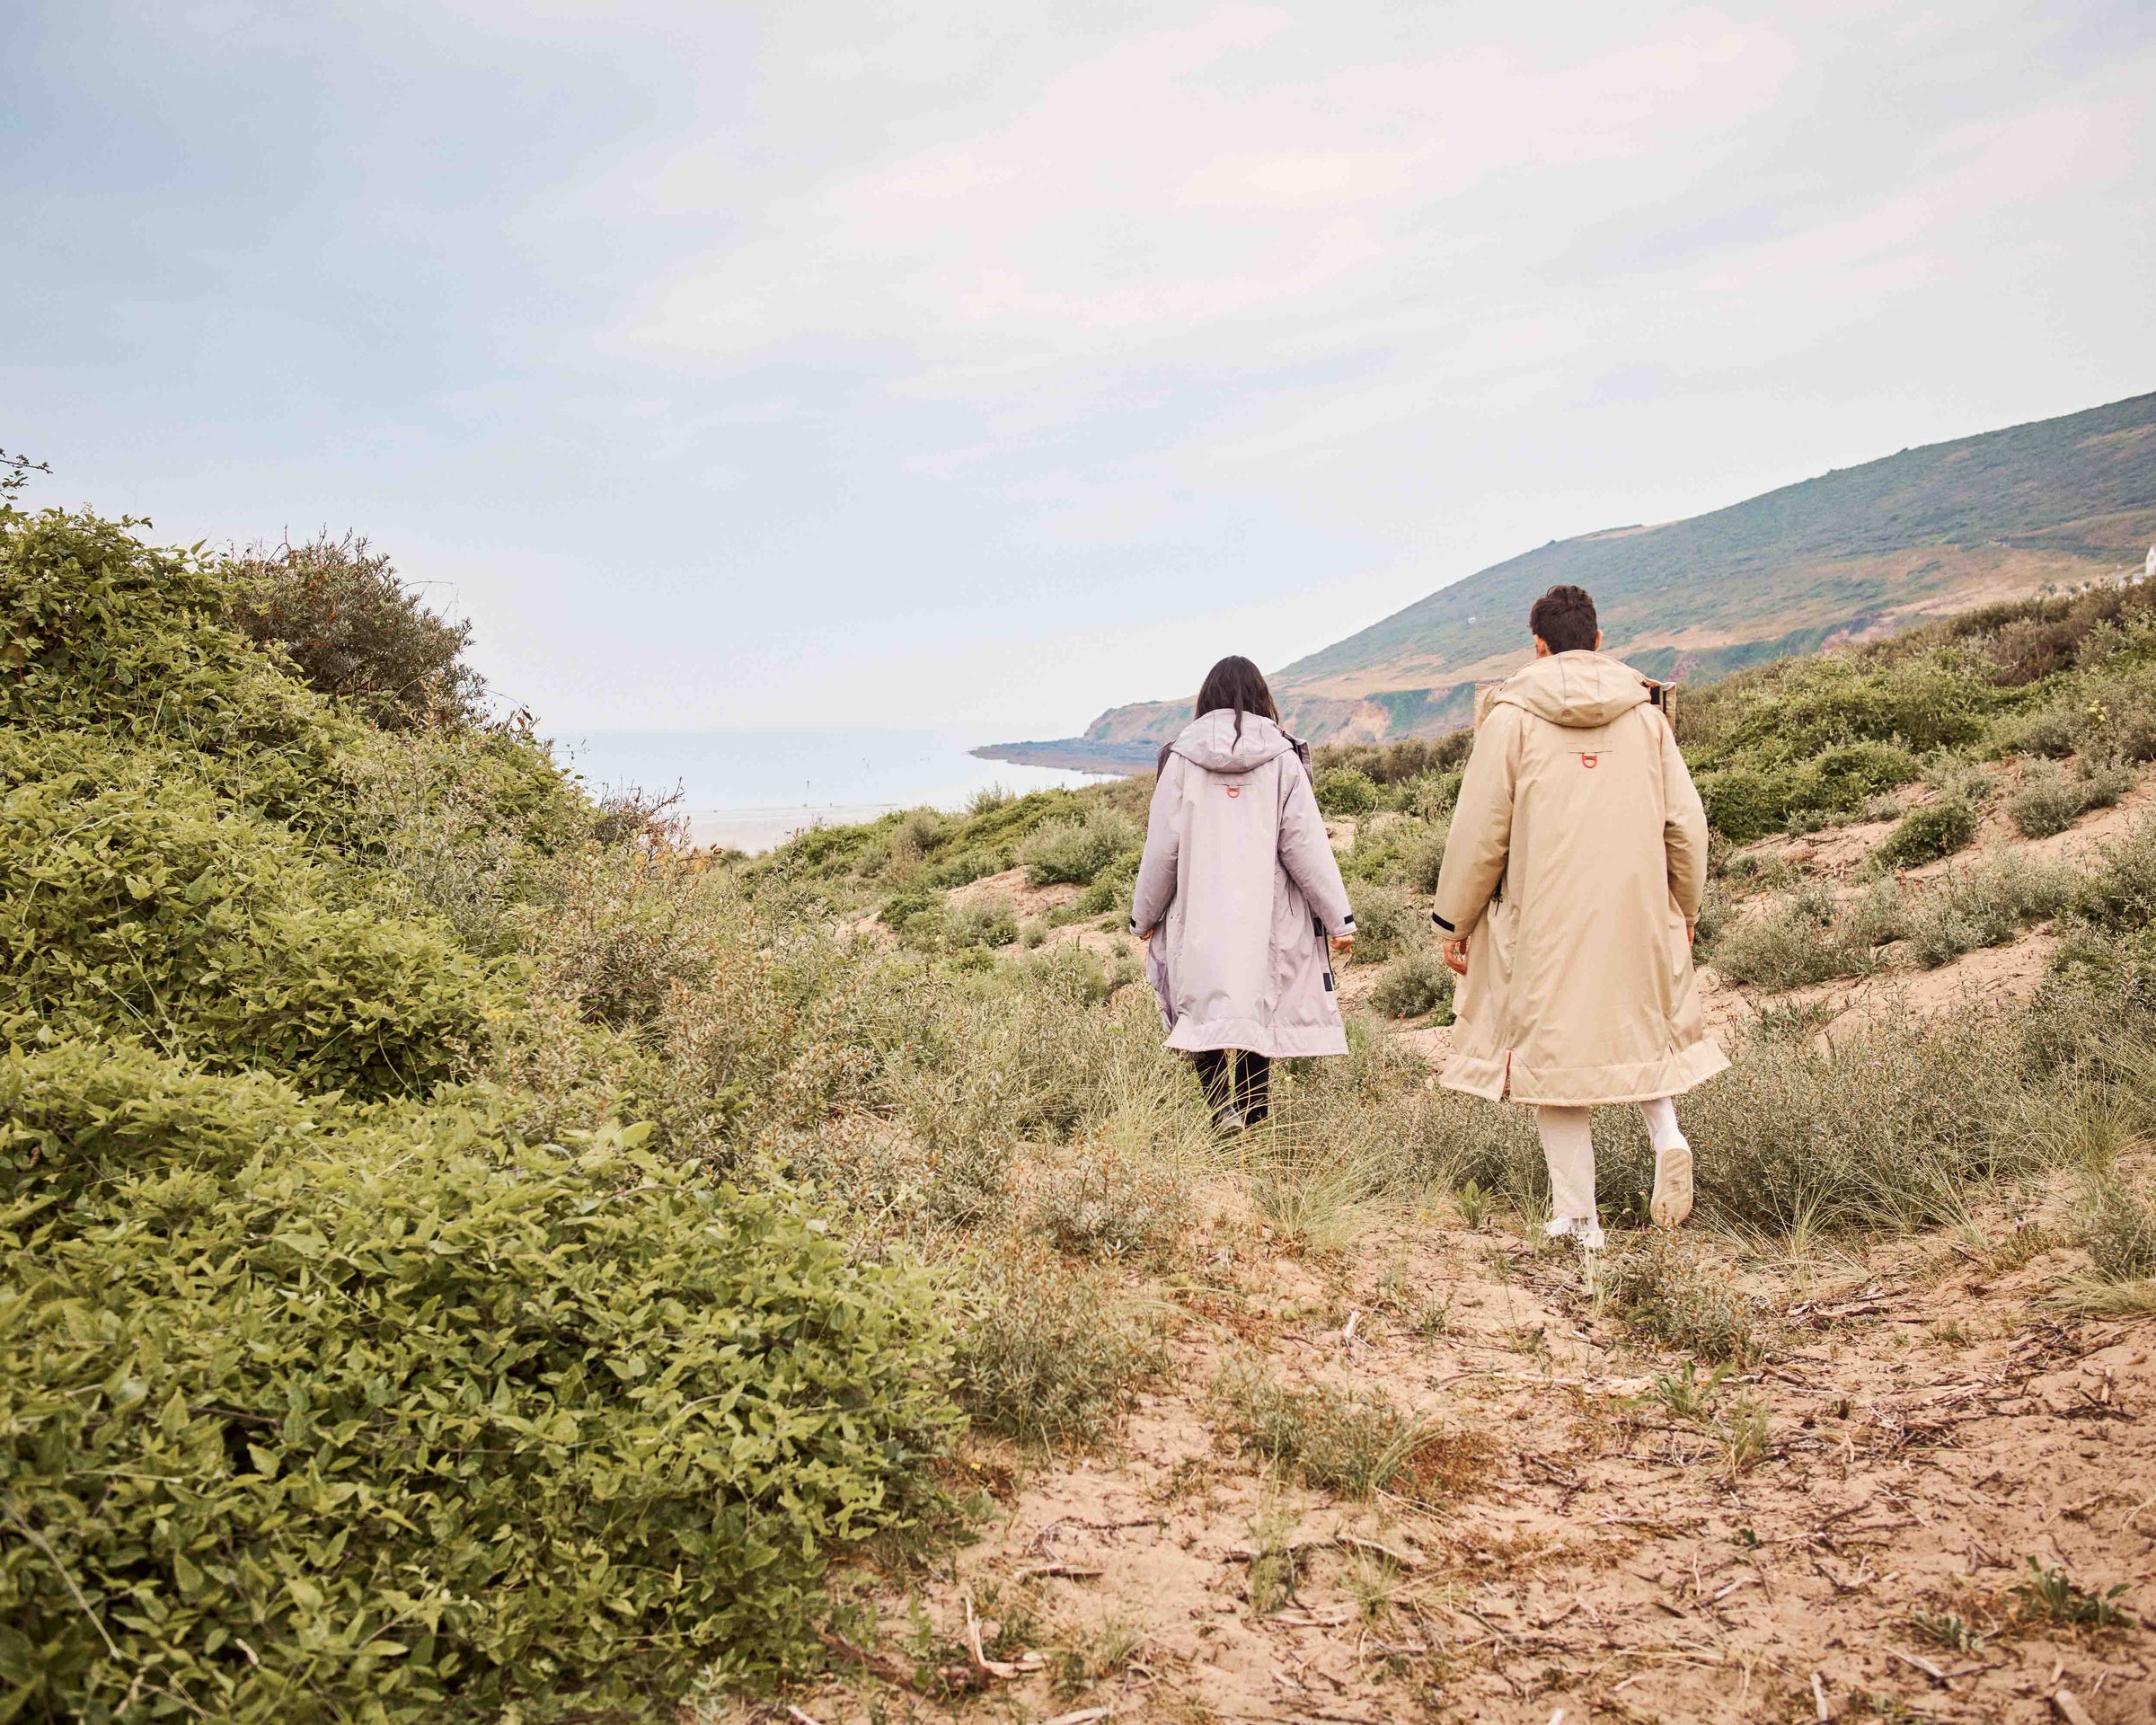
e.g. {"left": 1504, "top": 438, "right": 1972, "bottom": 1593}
{"left": 560, "top": 725, "right": 1118, "bottom": 852}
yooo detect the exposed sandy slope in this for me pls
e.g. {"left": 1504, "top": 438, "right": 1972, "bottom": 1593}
{"left": 709, "top": 1188, "right": 2153, "bottom": 1725}
{"left": 723, "top": 788, "right": 2153, "bottom": 1725}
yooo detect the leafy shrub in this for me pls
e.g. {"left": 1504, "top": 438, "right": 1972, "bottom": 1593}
{"left": 1876, "top": 798, "right": 1976, "bottom": 868}
{"left": 1904, "top": 852, "right": 2073, "bottom": 968}
{"left": 225, "top": 532, "right": 484, "bottom": 729}
{"left": 1710, "top": 881, "right": 1904, "bottom": 991}
{"left": 1369, "top": 949, "right": 1454, "bottom": 1020}
{"left": 1016, "top": 808, "right": 1138, "bottom": 886}
{"left": 0, "top": 739, "right": 493, "bottom": 1097}
{"left": 950, "top": 1244, "right": 1161, "bottom": 1445}
{"left": 2007, "top": 757, "right": 2130, "bottom": 838}
{"left": 0, "top": 510, "right": 348, "bottom": 825}
{"left": 949, "top": 899, "right": 1020, "bottom": 948}
{"left": 1027, "top": 1150, "right": 1190, "bottom": 1263}
{"left": 1346, "top": 881, "right": 1425, "bottom": 963}
{"left": 0, "top": 1048, "right": 959, "bottom": 1717}
{"left": 2063, "top": 813, "right": 2156, "bottom": 931}
{"left": 1313, "top": 766, "right": 1380, "bottom": 817}
{"left": 1602, "top": 1238, "right": 1756, "bottom": 1362}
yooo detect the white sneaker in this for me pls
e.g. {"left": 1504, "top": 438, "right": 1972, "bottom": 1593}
{"left": 1651, "top": 1142, "right": 1694, "bottom": 1229}
{"left": 1544, "top": 1215, "right": 1606, "bottom": 1252}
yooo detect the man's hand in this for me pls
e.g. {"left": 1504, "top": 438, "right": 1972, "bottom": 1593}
{"left": 1330, "top": 933, "right": 1354, "bottom": 959}
{"left": 1686, "top": 922, "right": 1695, "bottom": 946}
{"left": 1441, "top": 937, "right": 1469, "bottom": 977}
{"left": 1137, "top": 924, "right": 1156, "bottom": 942}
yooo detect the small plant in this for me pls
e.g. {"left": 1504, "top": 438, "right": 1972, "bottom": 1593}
{"left": 1211, "top": 1362, "right": 1492, "bottom": 1501}
{"left": 2009, "top": 1559, "right": 2130, "bottom": 1630}
{"left": 2008, "top": 757, "right": 2130, "bottom": 838}
{"left": 2079, "top": 1175, "right": 2156, "bottom": 1282}
{"left": 1016, "top": 808, "right": 1139, "bottom": 886}
{"left": 1371, "top": 947, "right": 1454, "bottom": 1020}
{"left": 1315, "top": 766, "right": 1381, "bottom": 816}
{"left": 1028, "top": 1151, "right": 1190, "bottom": 1264}
{"left": 1910, "top": 1609, "right": 1987, "bottom": 1653}
{"left": 1604, "top": 1239, "right": 1757, "bottom": 1363}
{"left": 1718, "top": 1394, "right": 1771, "bottom": 1475}
{"left": 1346, "top": 880, "right": 1426, "bottom": 963}
{"left": 1456, "top": 1179, "right": 1490, "bottom": 1231}
{"left": 950, "top": 1245, "right": 1163, "bottom": 1446}
{"left": 1642, "top": 1359, "right": 1730, "bottom": 1422}
{"left": 1876, "top": 798, "right": 1976, "bottom": 868}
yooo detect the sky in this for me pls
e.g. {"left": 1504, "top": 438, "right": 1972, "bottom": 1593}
{"left": 4, "top": 1, "right": 2154, "bottom": 738}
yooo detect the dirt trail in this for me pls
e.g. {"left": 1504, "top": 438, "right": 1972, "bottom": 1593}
{"left": 727, "top": 800, "right": 2156, "bottom": 1724}
{"left": 731, "top": 1188, "right": 2153, "bottom": 1724}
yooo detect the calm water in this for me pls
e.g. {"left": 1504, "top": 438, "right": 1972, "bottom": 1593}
{"left": 556, "top": 726, "right": 1116, "bottom": 853}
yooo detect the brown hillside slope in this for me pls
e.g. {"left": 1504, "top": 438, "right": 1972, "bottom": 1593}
{"left": 990, "top": 393, "right": 2156, "bottom": 765}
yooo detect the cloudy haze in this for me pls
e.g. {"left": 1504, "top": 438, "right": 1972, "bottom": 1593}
{"left": 5, "top": 2, "right": 2152, "bottom": 734}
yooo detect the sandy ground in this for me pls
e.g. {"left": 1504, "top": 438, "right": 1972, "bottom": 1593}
{"left": 725, "top": 780, "right": 2155, "bottom": 1725}
{"left": 713, "top": 1185, "right": 2153, "bottom": 1725}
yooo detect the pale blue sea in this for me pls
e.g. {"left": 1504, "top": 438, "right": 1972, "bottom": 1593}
{"left": 555, "top": 726, "right": 1115, "bottom": 852}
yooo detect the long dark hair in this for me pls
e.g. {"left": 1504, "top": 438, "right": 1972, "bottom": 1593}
{"left": 1158, "top": 655, "right": 1280, "bottom": 772}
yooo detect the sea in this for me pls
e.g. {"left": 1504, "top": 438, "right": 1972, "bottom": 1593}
{"left": 555, "top": 726, "right": 1118, "bottom": 853}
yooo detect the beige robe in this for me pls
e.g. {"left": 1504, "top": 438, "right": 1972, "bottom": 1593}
{"left": 1131, "top": 712, "right": 1356, "bottom": 1058}
{"left": 1431, "top": 651, "right": 1727, "bottom": 1105}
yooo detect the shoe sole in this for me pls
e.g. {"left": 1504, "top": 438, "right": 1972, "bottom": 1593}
{"left": 1651, "top": 1144, "right": 1694, "bottom": 1229}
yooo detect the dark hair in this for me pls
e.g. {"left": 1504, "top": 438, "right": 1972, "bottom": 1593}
{"left": 1528, "top": 584, "right": 1599, "bottom": 654}
{"left": 1160, "top": 655, "right": 1280, "bottom": 772}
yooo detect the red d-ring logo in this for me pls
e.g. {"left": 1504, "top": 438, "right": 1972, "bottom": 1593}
{"left": 1224, "top": 785, "right": 1241, "bottom": 798}
{"left": 1581, "top": 754, "right": 1599, "bottom": 769}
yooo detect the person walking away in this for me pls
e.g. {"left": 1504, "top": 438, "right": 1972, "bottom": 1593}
{"left": 1431, "top": 584, "right": 1726, "bottom": 1247}
{"left": 1132, "top": 656, "right": 1356, "bottom": 1129}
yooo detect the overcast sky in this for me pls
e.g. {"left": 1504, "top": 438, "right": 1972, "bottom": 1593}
{"left": 5, "top": 2, "right": 2153, "bottom": 735}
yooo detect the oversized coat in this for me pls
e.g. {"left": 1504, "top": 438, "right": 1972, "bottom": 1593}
{"left": 1431, "top": 651, "right": 1728, "bottom": 1105}
{"left": 1130, "top": 711, "right": 1356, "bottom": 1058}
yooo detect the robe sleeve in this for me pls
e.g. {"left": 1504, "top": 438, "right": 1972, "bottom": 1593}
{"left": 1431, "top": 704, "right": 1522, "bottom": 939}
{"left": 1129, "top": 756, "right": 1182, "bottom": 936}
{"left": 1659, "top": 711, "right": 1710, "bottom": 921}
{"left": 1277, "top": 752, "right": 1355, "bottom": 937}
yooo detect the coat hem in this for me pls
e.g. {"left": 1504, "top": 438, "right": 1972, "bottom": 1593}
{"left": 1167, "top": 1015, "right": 1348, "bottom": 1058}
{"left": 1440, "top": 1036, "right": 1729, "bottom": 1105}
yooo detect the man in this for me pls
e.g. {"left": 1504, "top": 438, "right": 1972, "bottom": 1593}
{"left": 1431, "top": 583, "right": 1727, "bottom": 1249}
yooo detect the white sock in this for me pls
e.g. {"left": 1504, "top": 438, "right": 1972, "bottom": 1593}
{"left": 1535, "top": 1104, "right": 1597, "bottom": 1234}
{"left": 1639, "top": 1096, "right": 1688, "bottom": 1154}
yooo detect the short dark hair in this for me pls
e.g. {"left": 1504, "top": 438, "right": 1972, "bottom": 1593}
{"left": 1529, "top": 584, "right": 1598, "bottom": 654}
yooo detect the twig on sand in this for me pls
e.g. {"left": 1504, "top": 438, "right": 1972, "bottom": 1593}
{"left": 2054, "top": 1690, "right": 2098, "bottom": 1725}
{"left": 1887, "top": 1648, "right": 1948, "bottom": 1685}
{"left": 1812, "top": 1669, "right": 1832, "bottom": 1721}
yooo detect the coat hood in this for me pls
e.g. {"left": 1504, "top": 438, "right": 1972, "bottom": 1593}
{"left": 1169, "top": 709, "right": 1301, "bottom": 774}
{"left": 1493, "top": 651, "right": 1655, "bottom": 730}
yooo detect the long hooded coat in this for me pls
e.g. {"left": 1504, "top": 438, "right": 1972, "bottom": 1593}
{"left": 1130, "top": 711, "right": 1356, "bottom": 1058}
{"left": 1431, "top": 651, "right": 1727, "bottom": 1105}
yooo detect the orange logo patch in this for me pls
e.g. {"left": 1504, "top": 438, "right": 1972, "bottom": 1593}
{"left": 1581, "top": 754, "right": 1599, "bottom": 770}
{"left": 1224, "top": 784, "right": 1241, "bottom": 799}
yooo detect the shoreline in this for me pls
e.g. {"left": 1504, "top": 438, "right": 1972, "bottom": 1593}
{"left": 970, "top": 737, "right": 1160, "bottom": 775}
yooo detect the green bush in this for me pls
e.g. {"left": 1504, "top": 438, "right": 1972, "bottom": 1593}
{"left": 1016, "top": 808, "right": 1137, "bottom": 886}
{"left": 2007, "top": 758, "right": 2130, "bottom": 838}
{"left": 950, "top": 1245, "right": 1160, "bottom": 1445}
{"left": 1369, "top": 949, "right": 1454, "bottom": 1020}
{"left": 1876, "top": 798, "right": 1976, "bottom": 868}
{"left": 0, "top": 1048, "right": 960, "bottom": 1718}
{"left": 0, "top": 738, "right": 493, "bottom": 1098}
{"left": 1346, "top": 881, "right": 1425, "bottom": 963}
{"left": 225, "top": 533, "right": 485, "bottom": 729}
{"left": 1313, "top": 766, "right": 1379, "bottom": 817}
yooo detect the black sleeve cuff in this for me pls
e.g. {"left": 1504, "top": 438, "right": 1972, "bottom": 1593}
{"left": 1432, "top": 912, "right": 1455, "bottom": 933}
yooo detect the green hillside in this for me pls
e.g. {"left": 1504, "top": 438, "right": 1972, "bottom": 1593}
{"left": 998, "top": 390, "right": 2156, "bottom": 765}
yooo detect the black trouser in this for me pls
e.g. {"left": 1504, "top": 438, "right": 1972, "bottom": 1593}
{"left": 1192, "top": 1048, "right": 1270, "bottom": 1124}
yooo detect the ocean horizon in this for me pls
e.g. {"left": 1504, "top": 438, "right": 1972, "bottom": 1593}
{"left": 555, "top": 725, "right": 1118, "bottom": 853}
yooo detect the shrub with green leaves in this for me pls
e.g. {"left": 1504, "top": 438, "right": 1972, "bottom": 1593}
{"left": 1370, "top": 948, "right": 1454, "bottom": 1020}
{"left": 1876, "top": 798, "right": 1976, "bottom": 868}
{"left": 1313, "top": 766, "right": 1380, "bottom": 817}
{"left": 2007, "top": 757, "right": 2130, "bottom": 838}
{"left": 0, "top": 1048, "right": 959, "bottom": 1718}
{"left": 1016, "top": 807, "right": 1138, "bottom": 886}
{"left": 0, "top": 736, "right": 494, "bottom": 1098}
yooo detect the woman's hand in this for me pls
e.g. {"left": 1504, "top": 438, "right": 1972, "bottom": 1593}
{"left": 1137, "top": 924, "right": 1157, "bottom": 942}
{"left": 1441, "top": 937, "right": 1469, "bottom": 977}
{"left": 1330, "top": 933, "right": 1354, "bottom": 959}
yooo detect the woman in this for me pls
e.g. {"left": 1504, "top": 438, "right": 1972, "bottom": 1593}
{"left": 1130, "top": 657, "right": 1356, "bottom": 1129}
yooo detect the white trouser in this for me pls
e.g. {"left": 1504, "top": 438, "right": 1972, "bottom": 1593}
{"left": 1535, "top": 1098, "right": 1686, "bottom": 1229}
